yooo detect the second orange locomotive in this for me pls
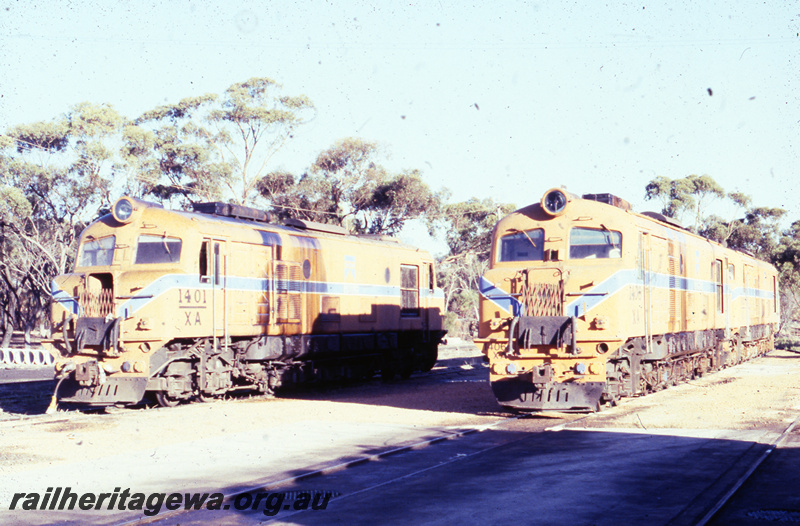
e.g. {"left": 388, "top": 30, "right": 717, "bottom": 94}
{"left": 477, "top": 188, "right": 778, "bottom": 411}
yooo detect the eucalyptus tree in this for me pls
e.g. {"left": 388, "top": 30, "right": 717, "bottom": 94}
{"left": 0, "top": 102, "right": 124, "bottom": 344}
{"left": 773, "top": 220, "right": 800, "bottom": 331}
{"left": 124, "top": 77, "right": 315, "bottom": 207}
{"left": 645, "top": 174, "right": 725, "bottom": 231}
{"left": 434, "top": 198, "right": 516, "bottom": 338}
{"left": 211, "top": 77, "right": 315, "bottom": 205}
{"left": 122, "top": 94, "right": 229, "bottom": 206}
{"left": 723, "top": 206, "right": 787, "bottom": 258}
{"left": 259, "top": 137, "right": 444, "bottom": 236}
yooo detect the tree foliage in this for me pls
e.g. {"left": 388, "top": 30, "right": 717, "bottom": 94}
{"left": 435, "top": 198, "right": 516, "bottom": 338}
{"left": 259, "top": 138, "right": 444, "bottom": 236}
{"left": 123, "top": 77, "right": 315, "bottom": 207}
{"left": 210, "top": 78, "right": 315, "bottom": 205}
{"left": 0, "top": 103, "right": 123, "bottom": 344}
{"left": 439, "top": 198, "right": 515, "bottom": 262}
{"left": 771, "top": 220, "right": 800, "bottom": 329}
{"left": 123, "top": 94, "right": 229, "bottom": 206}
{"left": 645, "top": 174, "right": 725, "bottom": 231}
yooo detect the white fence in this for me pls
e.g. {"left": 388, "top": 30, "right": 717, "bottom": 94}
{"left": 0, "top": 348, "right": 55, "bottom": 367}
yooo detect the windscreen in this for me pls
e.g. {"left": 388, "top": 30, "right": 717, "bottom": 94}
{"left": 77, "top": 236, "right": 116, "bottom": 267}
{"left": 569, "top": 228, "right": 622, "bottom": 259}
{"left": 498, "top": 229, "right": 545, "bottom": 262}
{"left": 135, "top": 235, "right": 182, "bottom": 264}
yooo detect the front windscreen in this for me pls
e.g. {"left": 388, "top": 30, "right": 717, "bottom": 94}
{"left": 498, "top": 229, "right": 545, "bottom": 262}
{"left": 569, "top": 228, "right": 622, "bottom": 259}
{"left": 135, "top": 235, "right": 182, "bottom": 264}
{"left": 78, "top": 236, "right": 115, "bottom": 267}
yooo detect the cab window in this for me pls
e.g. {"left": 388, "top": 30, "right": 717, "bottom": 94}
{"left": 135, "top": 234, "right": 182, "bottom": 264}
{"left": 499, "top": 229, "right": 545, "bottom": 262}
{"left": 569, "top": 228, "right": 621, "bottom": 259}
{"left": 78, "top": 236, "right": 116, "bottom": 267}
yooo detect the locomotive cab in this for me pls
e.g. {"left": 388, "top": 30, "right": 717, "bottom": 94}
{"left": 48, "top": 198, "right": 193, "bottom": 404}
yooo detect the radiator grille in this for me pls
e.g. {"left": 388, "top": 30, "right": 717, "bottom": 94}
{"left": 521, "top": 275, "right": 563, "bottom": 317}
{"left": 80, "top": 288, "right": 114, "bottom": 317}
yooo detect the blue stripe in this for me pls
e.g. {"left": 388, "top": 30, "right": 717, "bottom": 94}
{"left": 565, "top": 269, "right": 638, "bottom": 317}
{"left": 481, "top": 269, "right": 775, "bottom": 318}
{"left": 52, "top": 273, "right": 444, "bottom": 318}
{"left": 479, "top": 276, "right": 523, "bottom": 316}
{"left": 51, "top": 280, "right": 80, "bottom": 315}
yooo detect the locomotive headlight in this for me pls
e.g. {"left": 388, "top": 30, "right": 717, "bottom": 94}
{"left": 541, "top": 188, "right": 570, "bottom": 216}
{"left": 113, "top": 197, "right": 135, "bottom": 223}
{"left": 506, "top": 362, "right": 518, "bottom": 375}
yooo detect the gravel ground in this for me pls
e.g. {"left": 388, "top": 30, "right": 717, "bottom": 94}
{"left": 3, "top": 346, "right": 798, "bottom": 483}
{"left": 3, "top": 346, "right": 800, "bottom": 525}
{"left": 0, "top": 344, "right": 498, "bottom": 475}
{"left": 568, "top": 349, "right": 800, "bottom": 434}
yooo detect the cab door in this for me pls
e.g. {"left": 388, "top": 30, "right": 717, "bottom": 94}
{"left": 203, "top": 239, "right": 228, "bottom": 349}
{"left": 639, "top": 232, "right": 653, "bottom": 354}
{"left": 712, "top": 259, "right": 724, "bottom": 330}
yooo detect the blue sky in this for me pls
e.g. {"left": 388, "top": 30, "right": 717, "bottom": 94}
{"left": 1, "top": 1, "right": 798, "bottom": 253}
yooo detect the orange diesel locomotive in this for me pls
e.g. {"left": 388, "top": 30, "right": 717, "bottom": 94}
{"left": 45, "top": 197, "right": 445, "bottom": 407}
{"left": 477, "top": 188, "right": 778, "bottom": 411}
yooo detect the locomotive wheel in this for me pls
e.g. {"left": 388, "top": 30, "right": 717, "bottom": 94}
{"left": 196, "top": 392, "right": 220, "bottom": 403}
{"left": 155, "top": 391, "right": 181, "bottom": 408}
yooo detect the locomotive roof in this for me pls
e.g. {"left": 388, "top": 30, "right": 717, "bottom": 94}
{"left": 502, "top": 191, "right": 775, "bottom": 267}
{"left": 147, "top": 205, "right": 426, "bottom": 253}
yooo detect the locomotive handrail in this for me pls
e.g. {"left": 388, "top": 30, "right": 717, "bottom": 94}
{"left": 62, "top": 314, "right": 73, "bottom": 355}
{"left": 117, "top": 294, "right": 154, "bottom": 299}
{"left": 506, "top": 317, "right": 519, "bottom": 356}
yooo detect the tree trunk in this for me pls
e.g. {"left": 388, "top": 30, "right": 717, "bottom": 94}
{"left": 0, "top": 316, "right": 13, "bottom": 348}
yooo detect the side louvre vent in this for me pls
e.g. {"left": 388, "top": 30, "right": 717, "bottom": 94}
{"left": 275, "top": 262, "right": 303, "bottom": 322}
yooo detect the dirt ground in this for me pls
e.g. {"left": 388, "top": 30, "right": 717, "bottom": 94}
{"left": 0, "top": 361, "right": 506, "bottom": 474}
{"left": 2, "top": 349, "right": 799, "bottom": 477}
{"left": 570, "top": 348, "right": 800, "bottom": 433}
